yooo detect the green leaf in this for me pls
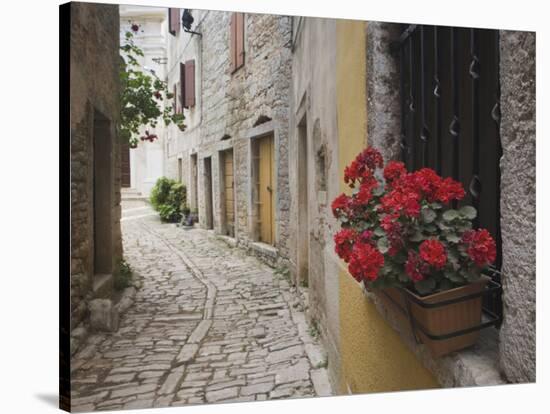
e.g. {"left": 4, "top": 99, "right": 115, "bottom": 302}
{"left": 442, "top": 209, "right": 459, "bottom": 221}
{"left": 424, "top": 224, "right": 437, "bottom": 233}
{"left": 421, "top": 208, "right": 437, "bottom": 224}
{"left": 372, "top": 186, "right": 384, "bottom": 197}
{"left": 445, "top": 233, "right": 461, "bottom": 243}
{"left": 414, "top": 278, "right": 436, "bottom": 295}
{"left": 377, "top": 238, "right": 389, "bottom": 254}
{"left": 461, "top": 268, "right": 482, "bottom": 283}
{"left": 439, "top": 278, "right": 454, "bottom": 291}
{"left": 444, "top": 270, "right": 464, "bottom": 283}
{"left": 374, "top": 227, "right": 385, "bottom": 237}
{"left": 398, "top": 272, "right": 410, "bottom": 283}
{"left": 459, "top": 205, "right": 477, "bottom": 220}
{"left": 409, "top": 231, "right": 424, "bottom": 242}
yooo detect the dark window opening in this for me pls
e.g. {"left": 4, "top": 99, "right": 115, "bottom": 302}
{"left": 397, "top": 24, "right": 502, "bottom": 323}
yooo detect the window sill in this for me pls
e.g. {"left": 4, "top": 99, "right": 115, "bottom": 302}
{"left": 362, "top": 284, "right": 505, "bottom": 387}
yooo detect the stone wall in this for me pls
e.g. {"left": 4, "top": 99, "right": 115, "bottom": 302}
{"left": 164, "top": 10, "right": 292, "bottom": 260}
{"left": 288, "top": 17, "right": 341, "bottom": 391}
{"left": 70, "top": 2, "right": 121, "bottom": 350}
{"left": 498, "top": 30, "right": 536, "bottom": 383}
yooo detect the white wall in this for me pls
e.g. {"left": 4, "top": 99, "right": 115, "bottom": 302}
{"left": 120, "top": 5, "right": 168, "bottom": 197}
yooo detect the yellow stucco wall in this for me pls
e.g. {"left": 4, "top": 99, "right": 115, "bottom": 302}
{"left": 336, "top": 19, "right": 439, "bottom": 394}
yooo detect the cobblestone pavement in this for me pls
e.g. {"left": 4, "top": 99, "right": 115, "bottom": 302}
{"left": 71, "top": 200, "right": 332, "bottom": 411}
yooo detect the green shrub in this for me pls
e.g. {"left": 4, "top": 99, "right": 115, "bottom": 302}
{"left": 114, "top": 259, "right": 133, "bottom": 291}
{"left": 158, "top": 204, "right": 183, "bottom": 222}
{"left": 150, "top": 177, "right": 187, "bottom": 223}
{"left": 150, "top": 177, "right": 174, "bottom": 209}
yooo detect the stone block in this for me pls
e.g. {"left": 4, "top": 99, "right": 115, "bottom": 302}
{"left": 89, "top": 299, "right": 119, "bottom": 332}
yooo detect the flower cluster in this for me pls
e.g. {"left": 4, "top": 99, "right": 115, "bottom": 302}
{"left": 332, "top": 147, "right": 497, "bottom": 295}
{"left": 140, "top": 130, "right": 158, "bottom": 142}
{"left": 462, "top": 229, "right": 497, "bottom": 267}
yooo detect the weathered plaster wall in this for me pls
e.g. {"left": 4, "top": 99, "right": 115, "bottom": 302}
{"left": 336, "top": 19, "right": 439, "bottom": 394}
{"left": 498, "top": 30, "right": 536, "bottom": 383}
{"left": 288, "top": 16, "right": 341, "bottom": 390}
{"left": 70, "top": 2, "right": 121, "bottom": 349}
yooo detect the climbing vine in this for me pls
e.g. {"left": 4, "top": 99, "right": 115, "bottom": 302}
{"left": 119, "top": 23, "right": 185, "bottom": 148}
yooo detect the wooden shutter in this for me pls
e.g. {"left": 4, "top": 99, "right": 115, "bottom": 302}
{"left": 184, "top": 60, "right": 195, "bottom": 108}
{"left": 168, "top": 8, "right": 180, "bottom": 36}
{"left": 230, "top": 13, "right": 237, "bottom": 71}
{"left": 236, "top": 13, "right": 245, "bottom": 69}
{"left": 180, "top": 62, "right": 186, "bottom": 109}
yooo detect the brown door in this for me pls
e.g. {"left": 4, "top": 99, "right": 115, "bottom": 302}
{"left": 121, "top": 142, "right": 131, "bottom": 188}
{"left": 258, "top": 135, "right": 275, "bottom": 245}
{"left": 223, "top": 150, "right": 235, "bottom": 237}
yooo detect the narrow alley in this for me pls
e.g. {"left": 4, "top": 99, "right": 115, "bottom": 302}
{"left": 70, "top": 199, "right": 332, "bottom": 411}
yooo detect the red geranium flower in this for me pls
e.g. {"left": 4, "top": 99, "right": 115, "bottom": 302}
{"left": 344, "top": 147, "right": 383, "bottom": 187}
{"left": 383, "top": 161, "right": 406, "bottom": 185}
{"left": 334, "top": 229, "right": 357, "bottom": 263}
{"left": 419, "top": 239, "right": 447, "bottom": 269}
{"left": 404, "top": 251, "right": 428, "bottom": 282}
{"left": 413, "top": 168, "right": 442, "bottom": 201}
{"left": 462, "top": 229, "right": 496, "bottom": 266}
{"left": 348, "top": 241, "right": 384, "bottom": 282}
{"left": 435, "top": 177, "right": 465, "bottom": 204}
{"left": 331, "top": 193, "right": 350, "bottom": 218}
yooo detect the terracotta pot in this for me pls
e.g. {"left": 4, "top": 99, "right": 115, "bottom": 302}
{"left": 375, "top": 276, "right": 490, "bottom": 357}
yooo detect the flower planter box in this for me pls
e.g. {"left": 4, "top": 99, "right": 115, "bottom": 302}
{"left": 374, "top": 274, "right": 500, "bottom": 357}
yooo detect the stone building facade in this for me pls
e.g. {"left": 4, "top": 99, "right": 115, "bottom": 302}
{"left": 69, "top": 2, "right": 122, "bottom": 353}
{"left": 164, "top": 9, "right": 292, "bottom": 264}
{"left": 119, "top": 6, "right": 168, "bottom": 197}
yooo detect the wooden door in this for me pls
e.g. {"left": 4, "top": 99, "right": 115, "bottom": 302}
{"left": 121, "top": 142, "right": 131, "bottom": 188}
{"left": 223, "top": 150, "right": 235, "bottom": 237}
{"left": 204, "top": 157, "right": 213, "bottom": 229}
{"left": 258, "top": 136, "right": 275, "bottom": 244}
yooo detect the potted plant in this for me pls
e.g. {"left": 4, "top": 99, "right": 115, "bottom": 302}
{"left": 332, "top": 147, "right": 498, "bottom": 357}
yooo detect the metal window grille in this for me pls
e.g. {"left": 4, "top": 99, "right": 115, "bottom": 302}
{"left": 396, "top": 24, "right": 503, "bottom": 324}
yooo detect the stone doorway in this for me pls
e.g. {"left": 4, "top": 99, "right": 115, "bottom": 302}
{"left": 203, "top": 156, "right": 214, "bottom": 230}
{"left": 221, "top": 149, "right": 235, "bottom": 237}
{"left": 257, "top": 135, "right": 275, "bottom": 245}
{"left": 297, "top": 116, "right": 309, "bottom": 287}
{"left": 93, "top": 110, "right": 113, "bottom": 279}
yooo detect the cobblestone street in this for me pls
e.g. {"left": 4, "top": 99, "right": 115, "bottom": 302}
{"left": 70, "top": 200, "right": 332, "bottom": 411}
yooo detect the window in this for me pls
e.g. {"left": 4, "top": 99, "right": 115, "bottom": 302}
{"left": 397, "top": 25, "right": 502, "bottom": 320}
{"left": 230, "top": 12, "right": 245, "bottom": 72}
{"left": 168, "top": 8, "right": 180, "bottom": 36}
